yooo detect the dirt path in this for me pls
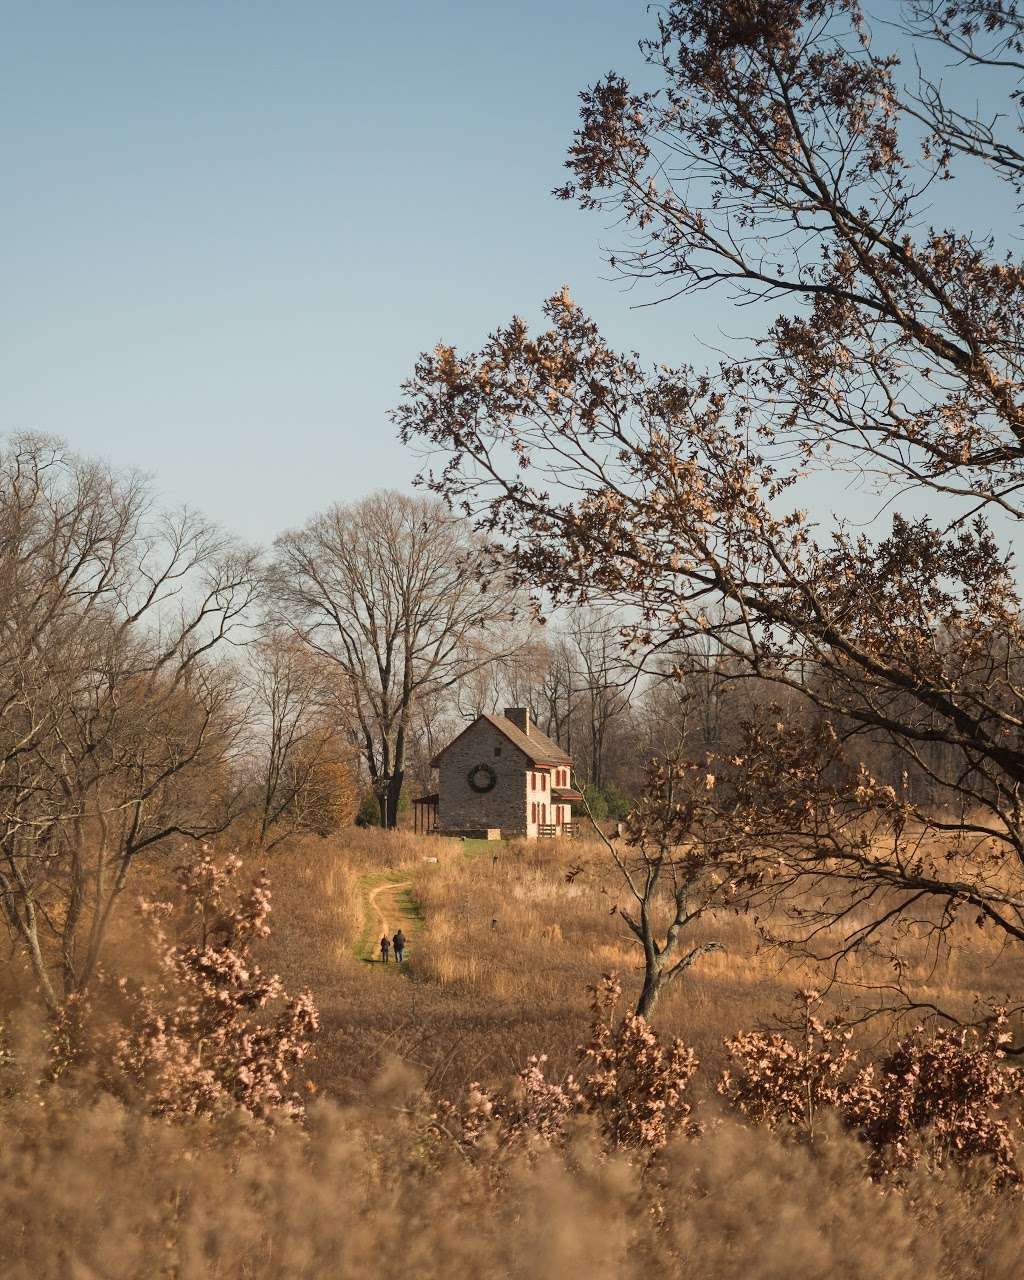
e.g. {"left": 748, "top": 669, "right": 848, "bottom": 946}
{"left": 368, "top": 879, "right": 412, "bottom": 940}
{"left": 361, "top": 876, "right": 424, "bottom": 966}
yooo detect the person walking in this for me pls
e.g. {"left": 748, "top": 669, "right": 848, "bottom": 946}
{"left": 392, "top": 929, "right": 406, "bottom": 964}
{"left": 379, "top": 934, "right": 390, "bottom": 963}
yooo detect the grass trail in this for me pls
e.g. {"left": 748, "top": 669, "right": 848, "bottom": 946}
{"left": 356, "top": 872, "right": 424, "bottom": 965}
{"left": 355, "top": 838, "right": 501, "bottom": 963}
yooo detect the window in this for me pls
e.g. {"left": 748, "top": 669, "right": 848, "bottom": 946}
{"left": 531, "top": 801, "right": 537, "bottom": 823}
{"left": 530, "top": 772, "right": 536, "bottom": 791}
{"left": 541, "top": 772, "right": 547, "bottom": 791}
{"left": 494, "top": 746, "right": 501, "bottom": 757}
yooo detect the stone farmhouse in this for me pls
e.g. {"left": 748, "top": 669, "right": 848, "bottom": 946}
{"left": 412, "top": 707, "right": 582, "bottom": 838}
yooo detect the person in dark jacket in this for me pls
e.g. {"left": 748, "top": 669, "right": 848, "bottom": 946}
{"left": 392, "top": 929, "right": 406, "bottom": 963}
{"left": 379, "top": 935, "right": 390, "bottom": 963}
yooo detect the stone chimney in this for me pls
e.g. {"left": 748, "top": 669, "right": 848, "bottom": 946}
{"left": 504, "top": 706, "right": 531, "bottom": 737}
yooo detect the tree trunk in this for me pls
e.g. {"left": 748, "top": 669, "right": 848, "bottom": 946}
{"left": 636, "top": 908, "right": 663, "bottom": 1019}
{"left": 635, "top": 965, "right": 662, "bottom": 1020}
{"left": 378, "top": 770, "right": 405, "bottom": 829}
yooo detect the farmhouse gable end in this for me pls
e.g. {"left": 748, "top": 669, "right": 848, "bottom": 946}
{"left": 417, "top": 707, "right": 577, "bottom": 839}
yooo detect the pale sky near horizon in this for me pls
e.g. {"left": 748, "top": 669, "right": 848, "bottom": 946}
{"left": 1, "top": 2, "right": 1016, "bottom": 547}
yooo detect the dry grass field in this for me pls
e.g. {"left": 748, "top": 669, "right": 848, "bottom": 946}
{"left": 2, "top": 822, "right": 1014, "bottom": 1103}
{"left": 6, "top": 1081, "right": 1024, "bottom": 1280}
{"left": 4, "top": 824, "right": 1024, "bottom": 1280}
{"left": 250, "top": 826, "right": 1021, "bottom": 1101}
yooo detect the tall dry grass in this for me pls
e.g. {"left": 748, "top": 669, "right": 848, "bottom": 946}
{"left": 4, "top": 826, "right": 1016, "bottom": 1098}
{"left": 4, "top": 826, "right": 1024, "bottom": 1277}
{"left": 1, "top": 1080, "right": 1022, "bottom": 1280}
{"left": 261, "top": 828, "right": 460, "bottom": 957}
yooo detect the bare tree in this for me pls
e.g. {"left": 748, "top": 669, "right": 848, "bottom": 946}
{"left": 575, "top": 758, "right": 726, "bottom": 1018}
{"left": 538, "top": 634, "right": 579, "bottom": 751}
{"left": 395, "top": 2, "right": 1024, "bottom": 1031}
{"left": 0, "top": 436, "right": 261, "bottom": 1011}
{"left": 246, "top": 630, "right": 355, "bottom": 848}
{"left": 452, "top": 636, "right": 508, "bottom": 721}
{"left": 402, "top": 684, "right": 459, "bottom": 799}
{"left": 569, "top": 608, "right": 634, "bottom": 789}
{"left": 270, "top": 491, "right": 522, "bottom": 827}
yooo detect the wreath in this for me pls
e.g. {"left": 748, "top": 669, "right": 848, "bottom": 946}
{"left": 467, "top": 762, "right": 497, "bottom": 793}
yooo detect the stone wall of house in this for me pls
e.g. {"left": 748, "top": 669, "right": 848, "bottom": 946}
{"left": 437, "top": 720, "right": 533, "bottom": 835}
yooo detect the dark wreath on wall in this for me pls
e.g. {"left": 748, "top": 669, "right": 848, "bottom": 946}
{"left": 467, "top": 762, "right": 497, "bottom": 793}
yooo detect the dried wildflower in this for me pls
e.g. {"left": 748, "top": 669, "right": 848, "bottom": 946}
{"left": 53, "top": 855, "right": 318, "bottom": 1123}
{"left": 846, "top": 1013, "right": 1024, "bottom": 1186}
{"left": 718, "top": 990, "right": 858, "bottom": 1141}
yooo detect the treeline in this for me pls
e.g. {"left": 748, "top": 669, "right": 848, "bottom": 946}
{"left": 402, "top": 610, "right": 1013, "bottom": 818}
{"left": 0, "top": 437, "right": 512, "bottom": 1007}
{"left": 3, "top": 427, "right": 1014, "bottom": 1009}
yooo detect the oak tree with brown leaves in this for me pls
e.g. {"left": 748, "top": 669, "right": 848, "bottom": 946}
{"left": 578, "top": 757, "right": 728, "bottom": 1019}
{"left": 395, "top": 1, "right": 1024, "bottom": 1040}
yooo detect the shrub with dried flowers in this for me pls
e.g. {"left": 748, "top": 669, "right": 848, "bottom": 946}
{"left": 717, "top": 990, "right": 858, "bottom": 1142}
{"left": 719, "top": 992, "right": 1024, "bottom": 1185}
{"left": 846, "top": 1015, "right": 1024, "bottom": 1187}
{"left": 438, "top": 1057, "right": 585, "bottom": 1154}
{"left": 577, "top": 973, "right": 700, "bottom": 1149}
{"left": 436, "top": 973, "right": 698, "bottom": 1159}
{"left": 53, "top": 852, "right": 319, "bottom": 1123}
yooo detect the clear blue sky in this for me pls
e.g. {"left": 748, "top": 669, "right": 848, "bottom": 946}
{"left": 0, "top": 0, "right": 667, "bottom": 542}
{"left": 0, "top": 2, "right": 1013, "bottom": 545}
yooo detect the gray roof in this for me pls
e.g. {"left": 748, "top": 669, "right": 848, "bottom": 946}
{"left": 431, "top": 712, "right": 571, "bottom": 768}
